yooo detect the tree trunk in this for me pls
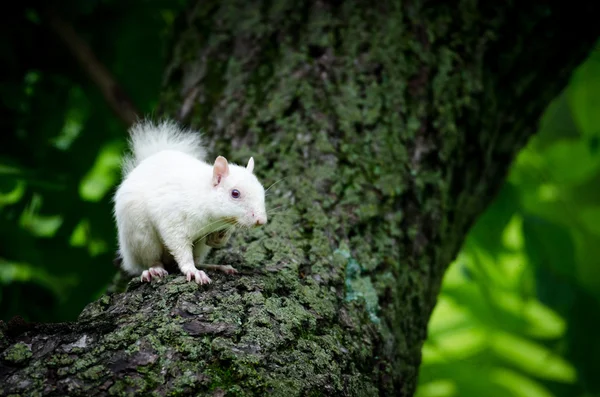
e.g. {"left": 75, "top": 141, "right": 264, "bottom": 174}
{"left": 1, "top": 1, "right": 599, "bottom": 396}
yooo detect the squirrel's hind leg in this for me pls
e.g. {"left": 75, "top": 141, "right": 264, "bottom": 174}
{"left": 197, "top": 264, "right": 238, "bottom": 275}
{"left": 194, "top": 239, "right": 238, "bottom": 275}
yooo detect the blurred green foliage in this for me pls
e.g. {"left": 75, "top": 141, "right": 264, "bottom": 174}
{"left": 1, "top": 2, "right": 599, "bottom": 396}
{"left": 0, "top": 0, "right": 186, "bottom": 321}
{"left": 417, "top": 47, "right": 600, "bottom": 397}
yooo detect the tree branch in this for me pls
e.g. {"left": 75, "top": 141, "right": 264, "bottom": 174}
{"left": 43, "top": 8, "right": 140, "bottom": 127}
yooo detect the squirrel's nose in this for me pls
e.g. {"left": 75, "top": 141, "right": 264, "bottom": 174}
{"left": 254, "top": 214, "right": 267, "bottom": 226}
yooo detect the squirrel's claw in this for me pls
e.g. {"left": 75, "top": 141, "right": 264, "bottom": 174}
{"left": 185, "top": 269, "right": 212, "bottom": 285}
{"left": 140, "top": 266, "right": 168, "bottom": 282}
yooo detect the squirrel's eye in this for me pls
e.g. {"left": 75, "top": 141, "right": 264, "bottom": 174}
{"left": 231, "top": 189, "right": 241, "bottom": 199}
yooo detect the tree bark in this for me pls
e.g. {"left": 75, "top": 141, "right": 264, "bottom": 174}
{"left": 2, "top": 1, "right": 599, "bottom": 396}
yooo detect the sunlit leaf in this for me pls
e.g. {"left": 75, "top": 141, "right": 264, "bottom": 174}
{"left": 69, "top": 218, "right": 110, "bottom": 256}
{"left": 0, "top": 180, "right": 25, "bottom": 206}
{"left": 489, "top": 368, "right": 554, "bottom": 397}
{"left": 0, "top": 259, "right": 77, "bottom": 301}
{"left": 502, "top": 215, "right": 524, "bottom": 251}
{"left": 69, "top": 219, "right": 88, "bottom": 247}
{"left": 18, "top": 194, "right": 63, "bottom": 237}
{"left": 415, "top": 379, "right": 457, "bottom": 397}
{"left": 427, "top": 296, "right": 472, "bottom": 336}
{"left": 542, "top": 140, "right": 600, "bottom": 185}
{"left": 492, "top": 291, "right": 565, "bottom": 339}
{"left": 425, "top": 326, "right": 488, "bottom": 360}
{"left": 52, "top": 86, "right": 89, "bottom": 150}
{"left": 490, "top": 331, "right": 577, "bottom": 383}
{"left": 79, "top": 140, "right": 125, "bottom": 202}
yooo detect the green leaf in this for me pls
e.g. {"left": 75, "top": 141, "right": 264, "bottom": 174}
{"left": 79, "top": 140, "right": 125, "bottom": 202}
{"left": 0, "top": 258, "right": 77, "bottom": 301}
{"left": 568, "top": 53, "right": 600, "bottom": 138}
{"left": 416, "top": 380, "right": 457, "bottom": 397}
{"left": 542, "top": 140, "right": 600, "bottom": 185}
{"left": 18, "top": 194, "right": 63, "bottom": 238}
{"left": 490, "top": 331, "right": 577, "bottom": 383}
{"left": 0, "top": 179, "right": 25, "bottom": 206}
{"left": 489, "top": 368, "right": 554, "bottom": 397}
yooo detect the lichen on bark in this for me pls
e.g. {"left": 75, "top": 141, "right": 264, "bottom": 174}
{"left": 2, "top": 0, "right": 600, "bottom": 396}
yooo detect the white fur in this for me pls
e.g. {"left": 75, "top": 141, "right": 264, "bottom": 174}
{"left": 113, "top": 120, "right": 267, "bottom": 283}
{"left": 121, "top": 119, "right": 206, "bottom": 176}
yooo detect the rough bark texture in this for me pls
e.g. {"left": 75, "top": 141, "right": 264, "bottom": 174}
{"left": 1, "top": 1, "right": 599, "bottom": 396}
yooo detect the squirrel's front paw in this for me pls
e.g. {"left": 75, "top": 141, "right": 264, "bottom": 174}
{"left": 141, "top": 266, "right": 168, "bottom": 282}
{"left": 185, "top": 269, "right": 212, "bottom": 285}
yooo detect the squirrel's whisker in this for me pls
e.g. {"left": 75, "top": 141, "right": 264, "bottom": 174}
{"left": 265, "top": 176, "right": 288, "bottom": 195}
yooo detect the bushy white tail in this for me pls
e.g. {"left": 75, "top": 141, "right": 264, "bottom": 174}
{"left": 122, "top": 120, "right": 206, "bottom": 176}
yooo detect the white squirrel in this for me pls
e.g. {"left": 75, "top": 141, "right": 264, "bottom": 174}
{"left": 113, "top": 120, "right": 267, "bottom": 284}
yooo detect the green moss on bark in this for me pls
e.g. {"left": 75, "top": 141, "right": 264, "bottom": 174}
{"left": 2, "top": 342, "right": 32, "bottom": 365}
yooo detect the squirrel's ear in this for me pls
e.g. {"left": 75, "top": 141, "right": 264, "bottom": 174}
{"left": 213, "top": 156, "right": 230, "bottom": 186}
{"left": 246, "top": 157, "right": 255, "bottom": 173}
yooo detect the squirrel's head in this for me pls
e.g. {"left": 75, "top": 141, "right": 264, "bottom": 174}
{"left": 211, "top": 155, "right": 267, "bottom": 228}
